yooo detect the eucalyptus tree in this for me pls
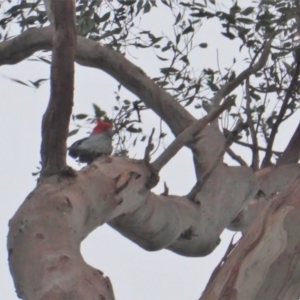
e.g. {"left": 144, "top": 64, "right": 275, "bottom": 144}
{"left": 2, "top": 0, "right": 300, "bottom": 299}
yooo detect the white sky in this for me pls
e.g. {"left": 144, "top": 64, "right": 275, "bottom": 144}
{"left": 1, "top": 1, "right": 299, "bottom": 299}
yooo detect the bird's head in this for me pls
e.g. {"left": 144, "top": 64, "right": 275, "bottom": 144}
{"left": 91, "top": 118, "right": 113, "bottom": 137}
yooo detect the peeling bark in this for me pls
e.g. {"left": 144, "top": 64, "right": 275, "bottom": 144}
{"left": 228, "top": 164, "right": 300, "bottom": 231}
{"left": 203, "top": 176, "right": 300, "bottom": 300}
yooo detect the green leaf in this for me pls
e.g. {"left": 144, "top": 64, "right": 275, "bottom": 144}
{"left": 75, "top": 114, "right": 88, "bottom": 120}
{"left": 98, "top": 12, "right": 110, "bottom": 23}
{"left": 184, "top": 97, "right": 194, "bottom": 107}
{"left": 161, "top": 42, "right": 172, "bottom": 51}
{"left": 207, "top": 81, "right": 219, "bottom": 91}
{"left": 135, "top": 43, "right": 150, "bottom": 48}
{"left": 143, "top": 2, "right": 151, "bottom": 13}
{"left": 176, "top": 83, "right": 185, "bottom": 91}
{"left": 127, "top": 126, "right": 142, "bottom": 133}
{"left": 8, "top": 77, "right": 31, "bottom": 87}
{"left": 136, "top": 0, "right": 144, "bottom": 15}
{"left": 148, "top": 33, "right": 162, "bottom": 44}
{"left": 29, "top": 78, "right": 48, "bottom": 88}
{"left": 190, "top": 10, "right": 215, "bottom": 18}
{"left": 160, "top": 67, "right": 179, "bottom": 75}
{"left": 174, "top": 12, "right": 181, "bottom": 25}
{"left": 99, "top": 28, "right": 122, "bottom": 40}
{"left": 157, "top": 81, "right": 169, "bottom": 87}
{"left": 124, "top": 99, "right": 131, "bottom": 105}
{"left": 180, "top": 55, "right": 189, "bottom": 63}
{"left": 118, "top": 0, "right": 136, "bottom": 5}
{"left": 37, "top": 57, "right": 51, "bottom": 64}
{"left": 93, "top": 13, "right": 101, "bottom": 24}
{"left": 261, "top": 0, "right": 275, "bottom": 4}
{"left": 236, "top": 17, "right": 254, "bottom": 24}
{"left": 221, "top": 31, "right": 235, "bottom": 40}
{"left": 161, "top": 0, "right": 170, "bottom": 7}
{"left": 68, "top": 129, "right": 79, "bottom": 137}
{"left": 182, "top": 25, "right": 194, "bottom": 35}
{"left": 93, "top": 103, "right": 106, "bottom": 117}
{"left": 241, "top": 7, "right": 254, "bottom": 16}
{"left": 156, "top": 55, "right": 169, "bottom": 61}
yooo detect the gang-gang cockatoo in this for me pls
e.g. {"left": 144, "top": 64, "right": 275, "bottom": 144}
{"left": 68, "top": 118, "right": 113, "bottom": 163}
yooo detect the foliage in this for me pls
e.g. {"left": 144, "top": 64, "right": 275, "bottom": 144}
{"left": 1, "top": 0, "right": 300, "bottom": 166}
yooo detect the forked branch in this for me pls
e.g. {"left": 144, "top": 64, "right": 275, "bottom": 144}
{"left": 134, "top": 45, "right": 268, "bottom": 188}
{"left": 150, "top": 39, "right": 267, "bottom": 174}
{"left": 150, "top": 98, "right": 233, "bottom": 173}
{"left": 209, "top": 39, "right": 273, "bottom": 107}
{"left": 187, "top": 120, "right": 245, "bottom": 201}
{"left": 261, "top": 56, "right": 300, "bottom": 168}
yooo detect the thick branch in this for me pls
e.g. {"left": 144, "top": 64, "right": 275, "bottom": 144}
{"left": 192, "top": 39, "right": 272, "bottom": 177}
{"left": 40, "top": 4, "right": 76, "bottom": 177}
{"left": 0, "top": 26, "right": 194, "bottom": 136}
{"left": 151, "top": 99, "right": 231, "bottom": 172}
{"left": 2, "top": 26, "right": 261, "bottom": 240}
{"left": 0, "top": 27, "right": 272, "bottom": 173}
{"left": 186, "top": 120, "right": 245, "bottom": 201}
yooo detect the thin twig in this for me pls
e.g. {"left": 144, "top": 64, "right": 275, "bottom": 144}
{"left": 233, "top": 140, "right": 282, "bottom": 156}
{"left": 161, "top": 182, "right": 169, "bottom": 196}
{"left": 209, "top": 39, "right": 273, "bottom": 108}
{"left": 133, "top": 101, "right": 141, "bottom": 122}
{"left": 245, "top": 78, "right": 259, "bottom": 170}
{"left": 144, "top": 128, "right": 155, "bottom": 162}
{"left": 255, "top": 83, "right": 268, "bottom": 136}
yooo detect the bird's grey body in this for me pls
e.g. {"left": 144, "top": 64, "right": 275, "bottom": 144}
{"left": 68, "top": 132, "right": 113, "bottom": 163}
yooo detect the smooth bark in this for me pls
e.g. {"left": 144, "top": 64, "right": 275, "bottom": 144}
{"left": 40, "top": 0, "right": 76, "bottom": 177}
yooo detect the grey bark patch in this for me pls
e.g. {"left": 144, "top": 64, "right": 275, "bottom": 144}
{"left": 178, "top": 226, "right": 197, "bottom": 240}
